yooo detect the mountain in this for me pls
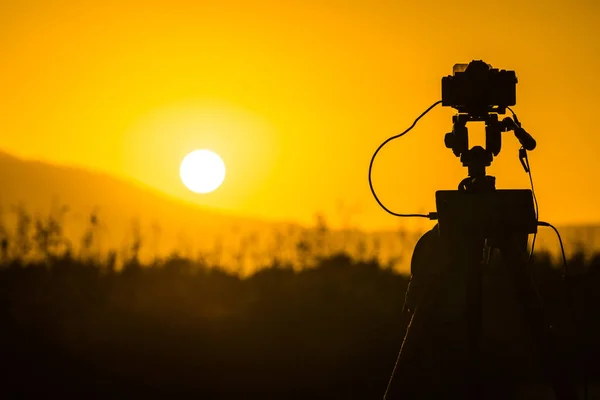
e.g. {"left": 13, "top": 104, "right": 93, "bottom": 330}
{"left": 0, "top": 151, "right": 288, "bottom": 266}
{"left": 0, "top": 151, "right": 257, "bottom": 226}
{"left": 0, "top": 150, "right": 596, "bottom": 274}
{"left": 0, "top": 151, "right": 418, "bottom": 273}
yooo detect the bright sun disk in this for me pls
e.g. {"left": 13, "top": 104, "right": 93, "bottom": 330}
{"left": 180, "top": 149, "right": 226, "bottom": 193}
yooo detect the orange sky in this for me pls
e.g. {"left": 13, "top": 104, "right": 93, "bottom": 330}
{"left": 1, "top": 0, "right": 600, "bottom": 231}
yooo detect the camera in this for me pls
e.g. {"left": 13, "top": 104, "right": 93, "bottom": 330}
{"left": 441, "top": 60, "right": 517, "bottom": 115}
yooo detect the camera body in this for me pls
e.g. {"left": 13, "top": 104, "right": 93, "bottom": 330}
{"left": 442, "top": 60, "right": 517, "bottom": 115}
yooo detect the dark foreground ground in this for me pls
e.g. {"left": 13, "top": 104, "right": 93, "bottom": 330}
{"left": 1, "top": 251, "right": 598, "bottom": 399}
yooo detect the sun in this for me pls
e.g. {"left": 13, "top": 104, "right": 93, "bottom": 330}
{"left": 180, "top": 149, "right": 226, "bottom": 193}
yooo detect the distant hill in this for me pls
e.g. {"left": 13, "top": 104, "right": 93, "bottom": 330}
{"left": 0, "top": 150, "right": 597, "bottom": 273}
{"left": 0, "top": 151, "right": 287, "bottom": 267}
{"left": 0, "top": 150, "right": 275, "bottom": 228}
{"left": 0, "top": 151, "right": 419, "bottom": 273}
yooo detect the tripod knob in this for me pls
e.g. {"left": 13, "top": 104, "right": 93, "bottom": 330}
{"left": 461, "top": 146, "right": 493, "bottom": 167}
{"left": 444, "top": 132, "right": 454, "bottom": 149}
{"left": 445, "top": 128, "right": 468, "bottom": 157}
{"left": 444, "top": 132, "right": 463, "bottom": 157}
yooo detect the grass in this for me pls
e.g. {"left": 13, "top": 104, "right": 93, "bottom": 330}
{"left": 0, "top": 205, "right": 598, "bottom": 398}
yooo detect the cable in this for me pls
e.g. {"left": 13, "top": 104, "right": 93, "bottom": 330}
{"left": 368, "top": 100, "right": 442, "bottom": 219}
{"left": 537, "top": 220, "right": 587, "bottom": 400}
{"left": 508, "top": 107, "right": 585, "bottom": 398}
{"left": 523, "top": 148, "right": 539, "bottom": 264}
{"left": 537, "top": 221, "right": 568, "bottom": 279}
{"left": 377, "top": 101, "right": 441, "bottom": 399}
{"left": 508, "top": 107, "right": 540, "bottom": 265}
{"left": 514, "top": 108, "right": 585, "bottom": 398}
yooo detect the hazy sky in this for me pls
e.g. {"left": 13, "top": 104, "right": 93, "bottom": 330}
{"left": 2, "top": 0, "right": 599, "bottom": 230}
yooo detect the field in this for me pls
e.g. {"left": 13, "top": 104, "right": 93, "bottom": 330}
{"left": 0, "top": 211, "right": 598, "bottom": 398}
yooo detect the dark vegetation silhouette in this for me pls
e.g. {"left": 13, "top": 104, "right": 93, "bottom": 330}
{"left": 0, "top": 208, "right": 598, "bottom": 398}
{"left": 0, "top": 151, "right": 429, "bottom": 274}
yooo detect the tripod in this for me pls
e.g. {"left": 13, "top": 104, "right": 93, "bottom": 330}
{"left": 384, "top": 112, "right": 579, "bottom": 399}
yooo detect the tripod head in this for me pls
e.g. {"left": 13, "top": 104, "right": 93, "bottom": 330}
{"left": 440, "top": 60, "right": 537, "bottom": 193}
{"left": 444, "top": 111, "right": 537, "bottom": 193}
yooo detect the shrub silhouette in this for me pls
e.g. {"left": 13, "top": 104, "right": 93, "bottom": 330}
{"left": 0, "top": 207, "right": 598, "bottom": 398}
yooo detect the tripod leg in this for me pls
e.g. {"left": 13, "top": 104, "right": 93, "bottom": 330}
{"left": 500, "top": 234, "right": 579, "bottom": 400}
{"left": 385, "top": 226, "right": 445, "bottom": 399}
{"left": 454, "top": 234, "right": 486, "bottom": 400}
{"left": 386, "top": 226, "right": 483, "bottom": 399}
